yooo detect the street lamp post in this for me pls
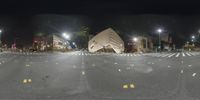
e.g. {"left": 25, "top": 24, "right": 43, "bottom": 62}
{"left": 157, "top": 29, "right": 162, "bottom": 52}
{"left": 191, "top": 35, "right": 195, "bottom": 46}
{"left": 133, "top": 37, "right": 138, "bottom": 52}
{"left": 0, "top": 29, "right": 2, "bottom": 47}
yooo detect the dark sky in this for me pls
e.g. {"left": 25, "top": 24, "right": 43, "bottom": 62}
{"left": 1, "top": 15, "right": 200, "bottom": 48}
{"left": 1, "top": 1, "right": 200, "bottom": 48}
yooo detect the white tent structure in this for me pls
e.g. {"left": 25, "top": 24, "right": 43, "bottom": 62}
{"left": 88, "top": 28, "right": 124, "bottom": 53}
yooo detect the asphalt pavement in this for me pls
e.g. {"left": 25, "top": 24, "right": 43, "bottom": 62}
{"left": 0, "top": 51, "right": 200, "bottom": 100}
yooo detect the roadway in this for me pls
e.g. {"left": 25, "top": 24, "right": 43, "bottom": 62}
{"left": 0, "top": 51, "right": 199, "bottom": 100}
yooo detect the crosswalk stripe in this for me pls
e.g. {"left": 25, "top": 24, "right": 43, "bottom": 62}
{"left": 168, "top": 53, "right": 176, "bottom": 58}
{"left": 182, "top": 52, "right": 185, "bottom": 57}
{"left": 162, "top": 53, "right": 172, "bottom": 57}
{"left": 186, "top": 52, "right": 191, "bottom": 56}
{"left": 175, "top": 53, "right": 180, "bottom": 57}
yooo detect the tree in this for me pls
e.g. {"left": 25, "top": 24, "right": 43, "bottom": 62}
{"left": 74, "top": 26, "right": 90, "bottom": 49}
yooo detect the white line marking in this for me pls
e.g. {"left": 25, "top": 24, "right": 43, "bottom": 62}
{"left": 192, "top": 73, "right": 196, "bottom": 77}
{"left": 181, "top": 69, "right": 184, "bottom": 73}
{"left": 182, "top": 52, "right": 185, "bottom": 57}
{"left": 185, "top": 52, "right": 191, "bottom": 56}
{"left": 162, "top": 53, "right": 171, "bottom": 57}
{"left": 176, "top": 53, "right": 180, "bottom": 57}
{"left": 168, "top": 53, "right": 176, "bottom": 58}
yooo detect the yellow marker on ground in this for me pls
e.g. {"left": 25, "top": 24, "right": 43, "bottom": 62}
{"left": 23, "top": 79, "right": 27, "bottom": 83}
{"left": 28, "top": 79, "right": 32, "bottom": 83}
{"left": 92, "top": 64, "right": 96, "bottom": 67}
{"left": 130, "top": 84, "right": 135, "bottom": 88}
{"left": 25, "top": 64, "right": 30, "bottom": 67}
{"left": 123, "top": 84, "right": 128, "bottom": 89}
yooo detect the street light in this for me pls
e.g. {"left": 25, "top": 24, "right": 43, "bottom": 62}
{"left": 0, "top": 29, "right": 2, "bottom": 45}
{"left": 192, "top": 35, "right": 195, "bottom": 39}
{"left": 62, "top": 32, "right": 70, "bottom": 40}
{"left": 133, "top": 37, "right": 138, "bottom": 42}
{"left": 157, "top": 28, "right": 162, "bottom": 50}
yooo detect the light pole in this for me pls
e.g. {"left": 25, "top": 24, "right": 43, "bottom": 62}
{"left": 191, "top": 35, "right": 195, "bottom": 46}
{"left": 157, "top": 28, "right": 162, "bottom": 51}
{"left": 0, "top": 29, "right": 2, "bottom": 45}
{"left": 133, "top": 37, "right": 138, "bottom": 52}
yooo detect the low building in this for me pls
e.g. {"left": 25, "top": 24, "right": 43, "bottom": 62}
{"left": 33, "top": 34, "right": 71, "bottom": 51}
{"left": 88, "top": 28, "right": 124, "bottom": 53}
{"left": 160, "top": 33, "right": 174, "bottom": 51}
{"left": 126, "top": 36, "right": 154, "bottom": 53}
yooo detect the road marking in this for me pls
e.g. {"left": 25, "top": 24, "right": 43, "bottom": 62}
{"left": 192, "top": 73, "right": 196, "bottom": 77}
{"left": 188, "top": 65, "right": 192, "bottom": 67}
{"left": 114, "top": 62, "right": 118, "bottom": 65}
{"left": 25, "top": 64, "right": 30, "bottom": 67}
{"left": 186, "top": 52, "right": 191, "bottom": 56}
{"left": 23, "top": 79, "right": 27, "bottom": 84}
{"left": 81, "top": 71, "right": 85, "bottom": 75}
{"left": 181, "top": 69, "right": 184, "bottom": 73}
{"left": 182, "top": 52, "right": 185, "bottom": 57}
{"left": 130, "top": 84, "right": 135, "bottom": 88}
{"left": 123, "top": 84, "right": 128, "bottom": 89}
{"left": 176, "top": 53, "right": 180, "bottom": 57}
{"left": 28, "top": 79, "right": 32, "bottom": 83}
{"left": 162, "top": 53, "right": 171, "bottom": 57}
{"left": 168, "top": 53, "right": 176, "bottom": 58}
{"left": 92, "top": 64, "right": 96, "bottom": 67}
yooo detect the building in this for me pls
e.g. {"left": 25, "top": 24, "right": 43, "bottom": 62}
{"left": 126, "top": 35, "right": 154, "bottom": 53}
{"left": 88, "top": 28, "right": 124, "bottom": 53}
{"left": 160, "top": 33, "right": 174, "bottom": 51}
{"left": 32, "top": 34, "right": 71, "bottom": 51}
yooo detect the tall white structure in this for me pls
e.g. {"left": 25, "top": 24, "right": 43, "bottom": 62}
{"left": 88, "top": 28, "right": 124, "bottom": 53}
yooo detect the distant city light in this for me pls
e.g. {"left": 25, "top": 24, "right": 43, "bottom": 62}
{"left": 62, "top": 33, "right": 70, "bottom": 40}
{"left": 0, "top": 29, "right": 2, "bottom": 33}
{"left": 133, "top": 37, "right": 138, "bottom": 42}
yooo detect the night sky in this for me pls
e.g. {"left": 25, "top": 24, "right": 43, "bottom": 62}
{"left": 0, "top": 1, "right": 200, "bottom": 48}
{"left": 0, "top": 14, "right": 200, "bottom": 48}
